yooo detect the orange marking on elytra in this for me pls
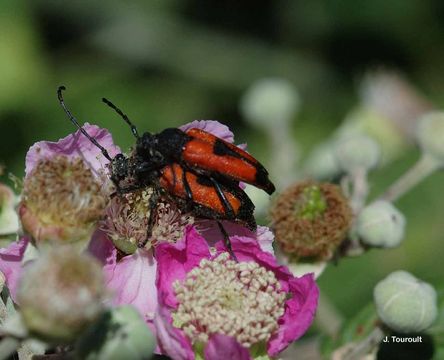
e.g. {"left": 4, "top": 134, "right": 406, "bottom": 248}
{"left": 159, "top": 164, "right": 241, "bottom": 215}
{"left": 183, "top": 139, "right": 257, "bottom": 184}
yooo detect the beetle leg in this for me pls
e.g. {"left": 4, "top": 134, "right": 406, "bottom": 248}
{"left": 140, "top": 189, "right": 161, "bottom": 248}
{"left": 210, "top": 177, "right": 235, "bottom": 219}
{"left": 181, "top": 170, "right": 195, "bottom": 212}
{"left": 217, "top": 221, "right": 238, "bottom": 262}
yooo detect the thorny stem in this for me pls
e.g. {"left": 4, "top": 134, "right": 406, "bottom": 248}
{"left": 349, "top": 168, "right": 369, "bottom": 214}
{"left": 340, "top": 169, "right": 369, "bottom": 256}
{"left": 341, "top": 326, "right": 385, "bottom": 360}
{"left": 269, "top": 124, "right": 300, "bottom": 189}
{"left": 381, "top": 154, "right": 440, "bottom": 202}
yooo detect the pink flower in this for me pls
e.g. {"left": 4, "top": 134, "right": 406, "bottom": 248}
{"left": 154, "top": 226, "right": 319, "bottom": 359}
{"left": 20, "top": 124, "right": 119, "bottom": 247}
{"left": 1, "top": 124, "right": 119, "bottom": 300}
{"left": 92, "top": 120, "right": 260, "bottom": 325}
{"left": 88, "top": 230, "right": 158, "bottom": 331}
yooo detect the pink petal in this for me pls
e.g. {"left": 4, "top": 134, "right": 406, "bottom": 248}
{"left": 89, "top": 231, "right": 159, "bottom": 333}
{"left": 25, "top": 123, "right": 120, "bottom": 177}
{"left": 106, "top": 249, "right": 158, "bottom": 325}
{"left": 179, "top": 120, "right": 234, "bottom": 143}
{"left": 267, "top": 273, "right": 319, "bottom": 356}
{"left": 156, "top": 226, "right": 210, "bottom": 308}
{"left": 154, "top": 303, "right": 194, "bottom": 360}
{"left": 255, "top": 225, "right": 275, "bottom": 255}
{"left": 155, "top": 223, "right": 319, "bottom": 358}
{"left": 0, "top": 237, "right": 29, "bottom": 302}
{"left": 204, "top": 334, "right": 251, "bottom": 360}
{"left": 195, "top": 220, "right": 254, "bottom": 247}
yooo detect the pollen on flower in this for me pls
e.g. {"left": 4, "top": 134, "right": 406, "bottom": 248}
{"left": 20, "top": 155, "right": 108, "bottom": 244}
{"left": 149, "top": 202, "right": 194, "bottom": 248}
{"left": 172, "top": 253, "right": 286, "bottom": 348}
{"left": 102, "top": 190, "right": 193, "bottom": 253}
{"left": 102, "top": 188, "right": 153, "bottom": 253}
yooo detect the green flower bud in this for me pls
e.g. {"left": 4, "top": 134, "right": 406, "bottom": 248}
{"left": 357, "top": 200, "right": 405, "bottom": 248}
{"left": 17, "top": 247, "right": 106, "bottom": 342}
{"left": 374, "top": 271, "right": 438, "bottom": 333}
{"left": 76, "top": 306, "right": 156, "bottom": 360}
{"left": 333, "top": 134, "right": 380, "bottom": 173}
{"left": 416, "top": 112, "right": 444, "bottom": 164}
{"left": 304, "top": 142, "right": 341, "bottom": 180}
{"left": 240, "top": 78, "right": 300, "bottom": 127}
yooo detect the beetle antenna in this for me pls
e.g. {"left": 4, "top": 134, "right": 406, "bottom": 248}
{"left": 102, "top": 97, "right": 139, "bottom": 139}
{"left": 57, "top": 86, "right": 113, "bottom": 162}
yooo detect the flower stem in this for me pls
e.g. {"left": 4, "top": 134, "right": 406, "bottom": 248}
{"left": 381, "top": 154, "right": 440, "bottom": 202}
{"left": 350, "top": 168, "right": 369, "bottom": 214}
{"left": 342, "top": 326, "right": 384, "bottom": 360}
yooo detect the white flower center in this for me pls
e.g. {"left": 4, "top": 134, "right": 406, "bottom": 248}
{"left": 102, "top": 191, "right": 193, "bottom": 249}
{"left": 173, "top": 253, "right": 286, "bottom": 348}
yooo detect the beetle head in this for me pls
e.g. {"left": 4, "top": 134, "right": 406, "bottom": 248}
{"left": 110, "top": 153, "right": 129, "bottom": 184}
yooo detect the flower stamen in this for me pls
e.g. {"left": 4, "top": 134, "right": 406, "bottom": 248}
{"left": 172, "top": 253, "right": 286, "bottom": 347}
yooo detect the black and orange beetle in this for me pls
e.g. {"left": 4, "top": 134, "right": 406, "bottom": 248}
{"left": 57, "top": 86, "right": 275, "bottom": 258}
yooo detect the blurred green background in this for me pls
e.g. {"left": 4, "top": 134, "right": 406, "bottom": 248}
{"left": 0, "top": 0, "right": 443, "bottom": 325}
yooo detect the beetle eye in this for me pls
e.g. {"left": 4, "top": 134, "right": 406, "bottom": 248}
{"left": 152, "top": 151, "right": 163, "bottom": 162}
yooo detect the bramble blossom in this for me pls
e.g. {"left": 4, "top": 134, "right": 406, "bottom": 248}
{"left": 154, "top": 226, "right": 319, "bottom": 359}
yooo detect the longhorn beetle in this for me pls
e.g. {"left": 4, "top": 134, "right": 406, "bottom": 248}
{"left": 57, "top": 86, "right": 275, "bottom": 259}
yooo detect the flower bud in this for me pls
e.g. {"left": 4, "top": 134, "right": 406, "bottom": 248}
{"left": 17, "top": 247, "right": 106, "bottom": 342}
{"left": 240, "top": 78, "right": 300, "bottom": 127}
{"left": 374, "top": 271, "right": 438, "bottom": 333}
{"left": 416, "top": 112, "right": 444, "bottom": 164}
{"left": 333, "top": 134, "right": 380, "bottom": 173}
{"left": 356, "top": 200, "right": 405, "bottom": 248}
{"left": 76, "top": 306, "right": 156, "bottom": 360}
{"left": 270, "top": 181, "right": 352, "bottom": 261}
{"left": 304, "top": 142, "right": 341, "bottom": 180}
